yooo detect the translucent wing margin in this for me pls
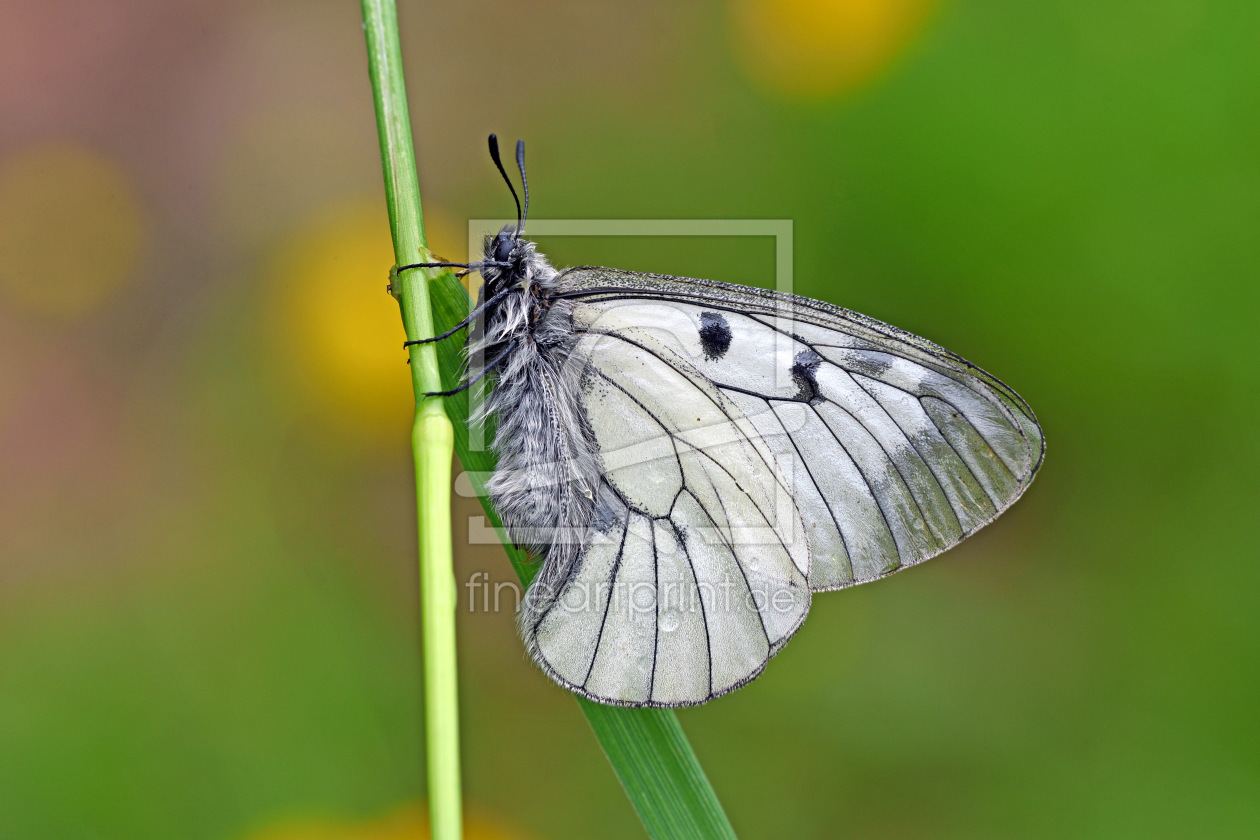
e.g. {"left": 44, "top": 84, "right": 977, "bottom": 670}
{"left": 553, "top": 266, "right": 1044, "bottom": 592}
{"left": 523, "top": 310, "right": 811, "bottom": 707}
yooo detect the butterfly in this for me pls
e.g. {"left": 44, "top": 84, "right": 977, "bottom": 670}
{"left": 401, "top": 136, "right": 1044, "bottom": 707}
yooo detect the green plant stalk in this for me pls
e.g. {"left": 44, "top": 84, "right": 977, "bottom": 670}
{"left": 359, "top": 5, "right": 737, "bottom": 831}
{"left": 427, "top": 274, "right": 738, "bottom": 840}
{"left": 360, "top": 2, "right": 462, "bottom": 839}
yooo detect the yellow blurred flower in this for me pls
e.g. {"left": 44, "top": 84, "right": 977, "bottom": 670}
{"left": 728, "top": 0, "right": 938, "bottom": 100}
{"left": 245, "top": 803, "right": 531, "bottom": 840}
{"left": 270, "top": 200, "right": 464, "bottom": 441}
{"left": 0, "top": 142, "right": 145, "bottom": 317}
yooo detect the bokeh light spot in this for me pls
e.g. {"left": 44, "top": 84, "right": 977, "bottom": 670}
{"left": 272, "top": 201, "right": 461, "bottom": 442}
{"left": 0, "top": 142, "right": 145, "bottom": 317}
{"left": 728, "top": 0, "right": 938, "bottom": 100}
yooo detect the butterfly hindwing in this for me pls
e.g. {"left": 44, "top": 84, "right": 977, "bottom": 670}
{"left": 524, "top": 309, "right": 811, "bottom": 707}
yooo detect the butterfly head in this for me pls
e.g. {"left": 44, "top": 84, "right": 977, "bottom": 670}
{"left": 490, "top": 226, "right": 518, "bottom": 265}
{"left": 481, "top": 224, "right": 532, "bottom": 295}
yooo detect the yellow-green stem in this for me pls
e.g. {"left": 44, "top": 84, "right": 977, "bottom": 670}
{"left": 360, "top": 1, "right": 462, "bottom": 838}
{"left": 414, "top": 408, "right": 459, "bottom": 840}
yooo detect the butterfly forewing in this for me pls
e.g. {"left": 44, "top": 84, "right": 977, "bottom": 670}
{"left": 554, "top": 267, "right": 1043, "bottom": 593}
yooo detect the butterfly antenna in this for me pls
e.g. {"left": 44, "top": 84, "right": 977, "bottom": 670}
{"left": 515, "top": 139, "right": 529, "bottom": 234}
{"left": 487, "top": 134, "right": 522, "bottom": 232}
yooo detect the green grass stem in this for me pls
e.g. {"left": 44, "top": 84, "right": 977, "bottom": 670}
{"left": 360, "top": 2, "right": 462, "bottom": 839}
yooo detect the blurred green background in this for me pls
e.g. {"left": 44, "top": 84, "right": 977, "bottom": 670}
{"left": 1, "top": 1, "right": 1257, "bottom": 838}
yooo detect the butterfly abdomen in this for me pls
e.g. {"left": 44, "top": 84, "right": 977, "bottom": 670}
{"left": 471, "top": 238, "right": 602, "bottom": 632}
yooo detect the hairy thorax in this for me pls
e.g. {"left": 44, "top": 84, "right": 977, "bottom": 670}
{"left": 468, "top": 234, "right": 601, "bottom": 626}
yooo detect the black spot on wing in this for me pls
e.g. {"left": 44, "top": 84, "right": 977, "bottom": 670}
{"left": 790, "top": 350, "right": 824, "bottom": 405}
{"left": 698, "top": 311, "right": 732, "bottom": 360}
{"left": 842, "top": 350, "right": 892, "bottom": 379}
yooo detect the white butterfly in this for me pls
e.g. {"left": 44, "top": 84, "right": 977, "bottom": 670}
{"left": 405, "top": 137, "right": 1043, "bottom": 707}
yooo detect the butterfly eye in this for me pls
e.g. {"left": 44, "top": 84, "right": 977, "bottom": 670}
{"left": 493, "top": 235, "right": 515, "bottom": 264}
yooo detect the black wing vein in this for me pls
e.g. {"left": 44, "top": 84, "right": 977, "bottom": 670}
{"left": 579, "top": 501, "right": 630, "bottom": 688}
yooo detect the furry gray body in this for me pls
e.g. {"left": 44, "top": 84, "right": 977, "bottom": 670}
{"left": 468, "top": 228, "right": 600, "bottom": 632}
